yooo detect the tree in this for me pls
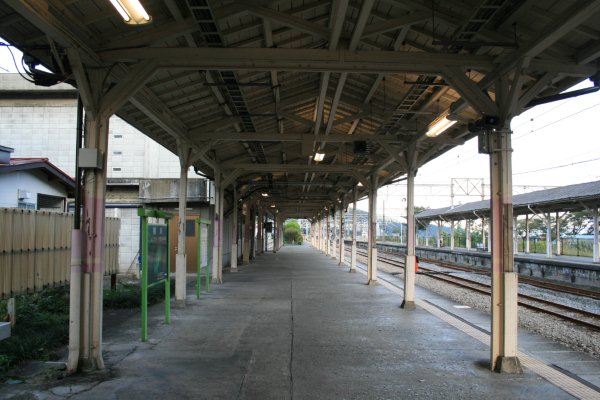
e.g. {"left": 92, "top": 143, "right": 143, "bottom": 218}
{"left": 284, "top": 219, "right": 303, "bottom": 244}
{"left": 563, "top": 211, "right": 593, "bottom": 235}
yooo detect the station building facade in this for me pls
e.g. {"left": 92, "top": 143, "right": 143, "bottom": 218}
{"left": 0, "top": 74, "right": 226, "bottom": 273}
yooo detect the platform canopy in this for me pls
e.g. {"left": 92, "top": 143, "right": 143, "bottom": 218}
{"left": 1, "top": 0, "right": 599, "bottom": 218}
{"left": 416, "top": 180, "right": 600, "bottom": 221}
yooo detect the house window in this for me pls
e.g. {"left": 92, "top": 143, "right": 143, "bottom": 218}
{"left": 114, "top": 134, "right": 123, "bottom": 138}
{"left": 37, "top": 194, "right": 64, "bottom": 211}
{"left": 17, "top": 202, "right": 35, "bottom": 210}
{"left": 113, "top": 151, "right": 122, "bottom": 155}
{"left": 186, "top": 220, "right": 195, "bottom": 237}
{"left": 113, "top": 167, "right": 121, "bottom": 171}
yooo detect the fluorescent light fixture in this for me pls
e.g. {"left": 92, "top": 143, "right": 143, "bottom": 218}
{"left": 270, "top": 204, "right": 276, "bottom": 208}
{"left": 314, "top": 152, "right": 325, "bottom": 162}
{"left": 261, "top": 192, "right": 269, "bottom": 197}
{"left": 426, "top": 111, "right": 457, "bottom": 137}
{"left": 109, "top": 0, "right": 152, "bottom": 24}
{"left": 357, "top": 182, "right": 364, "bottom": 187}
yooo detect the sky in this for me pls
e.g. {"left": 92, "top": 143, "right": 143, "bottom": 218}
{"left": 373, "top": 78, "right": 600, "bottom": 218}
{"left": 1, "top": 40, "right": 599, "bottom": 220}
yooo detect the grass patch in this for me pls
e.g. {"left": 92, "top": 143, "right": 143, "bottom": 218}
{"left": 104, "top": 279, "right": 174, "bottom": 309}
{"left": 0, "top": 286, "right": 70, "bottom": 376}
{"left": 0, "top": 278, "right": 174, "bottom": 376}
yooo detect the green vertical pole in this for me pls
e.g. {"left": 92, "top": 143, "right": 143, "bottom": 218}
{"left": 196, "top": 220, "right": 202, "bottom": 299}
{"left": 206, "top": 222, "right": 210, "bottom": 292}
{"left": 141, "top": 213, "right": 148, "bottom": 342}
{"left": 165, "top": 217, "right": 171, "bottom": 324}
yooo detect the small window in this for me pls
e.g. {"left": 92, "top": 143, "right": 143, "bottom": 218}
{"left": 114, "top": 134, "right": 123, "bottom": 138}
{"left": 18, "top": 202, "right": 35, "bottom": 210}
{"left": 112, "top": 167, "right": 121, "bottom": 171}
{"left": 186, "top": 220, "right": 195, "bottom": 237}
{"left": 113, "top": 151, "right": 122, "bottom": 155}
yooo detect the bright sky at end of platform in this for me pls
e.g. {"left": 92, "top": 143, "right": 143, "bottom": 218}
{"left": 1, "top": 41, "right": 599, "bottom": 214}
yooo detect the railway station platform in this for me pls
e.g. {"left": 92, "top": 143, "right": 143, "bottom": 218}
{"left": 3, "top": 245, "right": 600, "bottom": 399}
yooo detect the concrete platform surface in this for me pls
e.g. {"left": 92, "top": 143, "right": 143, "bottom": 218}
{"left": 2, "top": 245, "right": 596, "bottom": 399}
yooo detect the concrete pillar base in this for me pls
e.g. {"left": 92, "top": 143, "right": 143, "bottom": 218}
{"left": 367, "top": 280, "right": 378, "bottom": 286}
{"left": 173, "top": 299, "right": 186, "bottom": 308}
{"left": 79, "top": 358, "right": 99, "bottom": 372}
{"left": 494, "top": 356, "right": 523, "bottom": 374}
{"left": 229, "top": 267, "right": 238, "bottom": 273}
{"left": 400, "top": 300, "right": 416, "bottom": 310}
{"left": 348, "top": 268, "right": 357, "bottom": 273}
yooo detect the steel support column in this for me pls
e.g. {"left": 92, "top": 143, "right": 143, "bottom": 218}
{"left": 332, "top": 205, "right": 338, "bottom": 259}
{"left": 243, "top": 202, "right": 251, "bottom": 264}
{"left": 273, "top": 215, "right": 278, "bottom": 253}
{"left": 466, "top": 220, "right": 472, "bottom": 249}
{"left": 556, "top": 212, "right": 562, "bottom": 255}
{"left": 592, "top": 208, "right": 600, "bottom": 262}
{"left": 350, "top": 189, "right": 357, "bottom": 272}
{"left": 367, "top": 176, "right": 379, "bottom": 284}
{"left": 525, "top": 214, "right": 530, "bottom": 253}
{"left": 326, "top": 211, "right": 331, "bottom": 256}
{"left": 212, "top": 173, "right": 223, "bottom": 284}
{"left": 257, "top": 206, "right": 263, "bottom": 255}
{"left": 594, "top": 208, "right": 599, "bottom": 262}
{"left": 546, "top": 213, "right": 553, "bottom": 257}
{"left": 320, "top": 216, "right": 324, "bottom": 252}
{"left": 230, "top": 187, "right": 238, "bottom": 272}
{"left": 402, "top": 166, "right": 416, "bottom": 309}
{"left": 489, "top": 127, "right": 522, "bottom": 373}
{"left": 79, "top": 112, "right": 109, "bottom": 371}
{"left": 176, "top": 152, "right": 190, "bottom": 304}
{"left": 339, "top": 204, "right": 345, "bottom": 265}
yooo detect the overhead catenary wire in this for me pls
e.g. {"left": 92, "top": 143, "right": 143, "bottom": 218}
{"left": 513, "top": 157, "right": 600, "bottom": 176}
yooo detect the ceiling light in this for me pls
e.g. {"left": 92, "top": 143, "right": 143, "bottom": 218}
{"left": 314, "top": 152, "right": 325, "bottom": 162}
{"left": 109, "top": 0, "right": 152, "bottom": 24}
{"left": 270, "top": 204, "right": 276, "bottom": 208}
{"left": 426, "top": 111, "right": 457, "bottom": 137}
{"left": 261, "top": 193, "right": 269, "bottom": 197}
{"left": 357, "top": 182, "right": 363, "bottom": 187}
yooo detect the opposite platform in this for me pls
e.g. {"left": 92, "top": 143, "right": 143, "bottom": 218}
{"left": 2, "top": 245, "right": 592, "bottom": 399}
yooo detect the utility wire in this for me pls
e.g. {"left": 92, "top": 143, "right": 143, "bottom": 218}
{"left": 513, "top": 157, "right": 600, "bottom": 175}
{"left": 513, "top": 101, "right": 600, "bottom": 141}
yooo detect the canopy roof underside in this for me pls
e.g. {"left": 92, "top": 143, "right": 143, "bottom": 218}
{"left": 1, "top": 0, "right": 599, "bottom": 218}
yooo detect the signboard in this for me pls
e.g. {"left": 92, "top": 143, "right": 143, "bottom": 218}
{"left": 146, "top": 223, "right": 168, "bottom": 285}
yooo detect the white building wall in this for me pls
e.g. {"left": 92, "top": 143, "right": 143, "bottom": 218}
{"left": 0, "top": 170, "right": 68, "bottom": 208}
{"left": 110, "top": 207, "right": 141, "bottom": 274}
{"left": 0, "top": 75, "right": 189, "bottom": 180}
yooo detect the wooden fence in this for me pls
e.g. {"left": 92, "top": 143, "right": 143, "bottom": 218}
{"left": 0, "top": 208, "right": 120, "bottom": 298}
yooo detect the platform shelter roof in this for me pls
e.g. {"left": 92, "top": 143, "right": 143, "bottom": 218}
{"left": 416, "top": 180, "right": 600, "bottom": 221}
{"left": 1, "top": 1, "right": 599, "bottom": 218}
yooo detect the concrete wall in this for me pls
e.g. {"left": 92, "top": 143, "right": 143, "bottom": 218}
{"left": 354, "top": 240, "right": 600, "bottom": 289}
{"left": 0, "top": 74, "right": 193, "bottom": 180}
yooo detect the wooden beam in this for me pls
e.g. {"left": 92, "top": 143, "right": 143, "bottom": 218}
{"left": 98, "top": 47, "right": 497, "bottom": 73}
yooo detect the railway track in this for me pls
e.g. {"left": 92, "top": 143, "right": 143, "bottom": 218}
{"left": 351, "top": 248, "right": 600, "bottom": 331}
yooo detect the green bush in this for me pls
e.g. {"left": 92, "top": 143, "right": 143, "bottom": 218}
{"left": 0, "top": 286, "right": 70, "bottom": 375}
{"left": 0, "top": 279, "right": 174, "bottom": 376}
{"left": 104, "top": 279, "right": 174, "bottom": 309}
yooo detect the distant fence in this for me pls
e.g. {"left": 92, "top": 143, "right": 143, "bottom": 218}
{"left": 0, "top": 208, "right": 120, "bottom": 298}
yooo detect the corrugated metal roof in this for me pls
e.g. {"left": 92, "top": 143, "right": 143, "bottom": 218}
{"left": 416, "top": 180, "right": 600, "bottom": 220}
